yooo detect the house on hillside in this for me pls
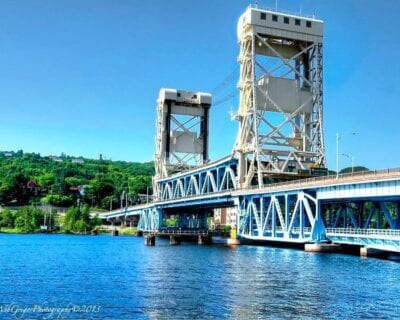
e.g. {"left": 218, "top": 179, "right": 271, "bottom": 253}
{"left": 71, "top": 158, "right": 84, "bottom": 164}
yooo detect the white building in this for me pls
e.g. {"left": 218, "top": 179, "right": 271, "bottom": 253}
{"left": 213, "top": 207, "right": 237, "bottom": 229}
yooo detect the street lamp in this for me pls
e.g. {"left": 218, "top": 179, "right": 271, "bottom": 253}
{"left": 336, "top": 132, "right": 356, "bottom": 178}
{"left": 342, "top": 153, "right": 355, "bottom": 173}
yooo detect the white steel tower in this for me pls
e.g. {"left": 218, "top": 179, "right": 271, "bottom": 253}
{"left": 154, "top": 88, "right": 212, "bottom": 180}
{"left": 235, "top": 6, "right": 326, "bottom": 188}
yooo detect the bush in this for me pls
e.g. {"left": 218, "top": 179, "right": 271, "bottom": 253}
{"left": 45, "top": 194, "right": 74, "bottom": 207}
{"left": 0, "top": 209, "right": 15, "bottom": 229}
{"left": 10, "top": 207, "right": 48, "bottom": 233}
{"left": 63, "top": 205, "right": 100, "bottom": 234}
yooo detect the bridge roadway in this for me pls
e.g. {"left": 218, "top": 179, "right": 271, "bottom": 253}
{"left": 100, "top": 164, "right": 400, "bottom": 254}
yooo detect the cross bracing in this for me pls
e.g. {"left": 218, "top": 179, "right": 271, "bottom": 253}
{"left": 234, "top": 7, "right": 325, "bottom": 188}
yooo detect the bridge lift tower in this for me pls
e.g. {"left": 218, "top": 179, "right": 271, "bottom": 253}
{"left": 154, "top": 88, "right": 212, "bottom": 181}
{"left": 235, "top": 6, "right": 326, "bottom": 188}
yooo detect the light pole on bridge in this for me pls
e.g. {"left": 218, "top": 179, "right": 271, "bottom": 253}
{"left": 336, "top": 132, "right": 356, "bottom": 178}
{"left": 342, "top": 153, "right": 355, "bottom": 173}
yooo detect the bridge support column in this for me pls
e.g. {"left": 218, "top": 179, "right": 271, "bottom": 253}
{"left": 136, "top": 230, "right": 143, "bottom": 237}
{"left": 169, "top": 235, "right": 181, "bottom": 245}
{"left": 198, "top": 234, "right": 212, "bottom": 245}
{"left": 311, "top": 200, "right": 327, "bottom": 242}
{"left": 227, "top": 227, "right": 241, "bottom": 245}
{"left": 360, "top": 246, "right": 388, "bottom": 258}
{"left": 304, "top": 243, "right": 342, "bottom": 253}
{"left": 144, "top": 234, "right": 156, "bottom": 246}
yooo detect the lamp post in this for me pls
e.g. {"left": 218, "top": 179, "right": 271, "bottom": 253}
{"left": 336, "top": 132, "right": 356, "bottom": 178}
{"left": 342, "top": 153, "right": 355, "bottom": 173}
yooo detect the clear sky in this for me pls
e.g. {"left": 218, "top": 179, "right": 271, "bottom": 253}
{"left": 0, "top": 0, "right": 399, "bottom": 171}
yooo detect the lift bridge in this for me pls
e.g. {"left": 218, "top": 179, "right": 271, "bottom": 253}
{"left": 100, "top": 6, "right": 400, "bottom": 254}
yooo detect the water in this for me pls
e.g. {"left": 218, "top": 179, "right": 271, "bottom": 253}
{"left": 0, "top": 234, "right": 399, "bottom": 320}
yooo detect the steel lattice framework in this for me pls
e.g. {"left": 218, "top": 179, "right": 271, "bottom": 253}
{"left": 235, "top": 7, "right": 326, "bottom": 188}
{"left": 154, "top": 89, "right": 211, "bottom": 199}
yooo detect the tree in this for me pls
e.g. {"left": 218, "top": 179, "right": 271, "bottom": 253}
{"left": 64, "top": 207, "right": 79, "bottom": 233}
{"left": 0, "top": 172, "right": 29, "bottom": 205}
{"left": 44, "top": 194, "right": 74, "bottom": 207}
{"left": 128, "top": 175, "right": 152, "bottom": 196}
{"left": 91, "top": 214, "right": 102, "bottom": 228}
{"left": 63, "top": 204, "right": 94, "bottom": 233}
{"left": 0, "top": 209, "right": 15, "bottom": 229}
{"left": 65, "top": 177, "right": 87, "bottom": 187}
{"left": 37, "top": 173, "right": 55, "bottom": 190}
{"left": 13, "top": 207, "right": 45, "bottom": 233}
{"left": 84, "top": 176, "right": 114, "bottom": 207}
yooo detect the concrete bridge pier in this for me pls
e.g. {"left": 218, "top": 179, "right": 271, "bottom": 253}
{"left": 136, "top": 230, "right": 143, "bottom": 237}
{"left": 360, "top": 246, "right": 388, "bottom": 258}
{"left": 169, "top": 235, "right": 181, "bottom": 245}
{"left": 304, "top": 243, "right": 342, "bottom": 253}
{"left": 144, "top": 234, "right": 156, "bottom": 246}
{"left": 198, "top": 234, "right": 212, "bottom": 245}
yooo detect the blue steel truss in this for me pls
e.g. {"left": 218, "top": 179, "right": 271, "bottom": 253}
{"left": 236, "top": 190, "right": 326, "bottom": 243}
{"left": 155, "top": 156, "right": 237, "bottom": 201}
{"left": 100, "top": 167, "right": 400, "bottom": 253}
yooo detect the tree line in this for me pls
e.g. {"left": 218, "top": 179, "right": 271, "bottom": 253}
{"left": 0, "top": 150, "right": 154, "bottom": 210}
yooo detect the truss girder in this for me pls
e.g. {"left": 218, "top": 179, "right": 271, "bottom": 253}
{"left": 155, "top": 159, "right": 238, "bottom": 201}
{"left": 322, "top": 200, "right": 400, "bottom": 231}
{"left": 137, "top": 207, "right": 161, "bottom": 232}
{"left": 237, "top": 191, "right": 324, "bottom": 242}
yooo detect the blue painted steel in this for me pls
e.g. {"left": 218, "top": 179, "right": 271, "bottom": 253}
{"left": 156, "top": 157, "right": 237, "bottom": 201}
{"left": 100, "top": 165, "right": 400, "bottom": 252}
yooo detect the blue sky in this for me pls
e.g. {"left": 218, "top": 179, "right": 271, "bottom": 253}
{"left": 0, "top": 0, "right": 399, "bottom": 170}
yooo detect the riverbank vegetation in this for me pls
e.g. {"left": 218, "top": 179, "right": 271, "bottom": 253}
{"left": 0, "top": 150, "right": 154, "bottom": 210}
{"left": 0, "top": 205, "right": 102, "bottom": 234}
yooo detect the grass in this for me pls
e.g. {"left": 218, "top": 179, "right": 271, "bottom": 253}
{"left": 0, "top": 227, "right": 38, "bottom": 234}
{"left": 120, "top": 227, "right": 138, "bottom": 236}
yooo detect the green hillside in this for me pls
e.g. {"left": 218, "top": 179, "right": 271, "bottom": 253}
{"left": 0, "top": 150, "right": 154, "bottom": 210}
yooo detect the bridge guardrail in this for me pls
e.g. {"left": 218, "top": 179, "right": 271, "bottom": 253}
{"left": 156, "top": 228, "right": 209, "bottom": 236}
{"left": 240, "top": 167, "right": 400, "bottom": 194}
{"left": 326, "top": 228, "right": 400, "bottom": 238}
{"left": 153, "top": 189, "right": 234, "bottom": 204}
{"left": 262, "top": 227, "right": 312, "bottom": 233}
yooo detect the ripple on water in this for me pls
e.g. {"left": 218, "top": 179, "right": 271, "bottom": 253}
{"left": 0, "top": 234, "right": 399, "bottom": 319}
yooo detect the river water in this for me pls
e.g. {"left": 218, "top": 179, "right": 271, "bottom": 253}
{"left": 0, "top": 234, "right": 399, "bottom": 319}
